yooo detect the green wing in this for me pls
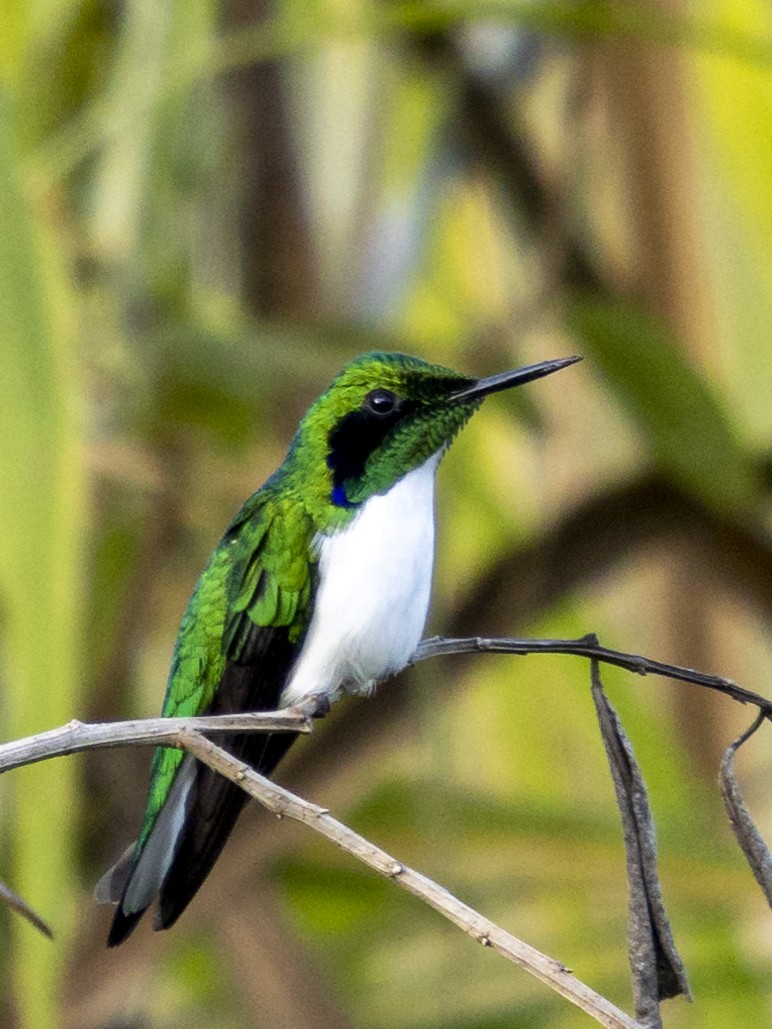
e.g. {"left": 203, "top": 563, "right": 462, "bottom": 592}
{"left": 137, "top": 492, "right": 315, "bottom": 842}
{"left": 223, "top": 494, "right": 315, "bottom": 656}
{"left": 105, "top": 489, "right": 316, "bottom": 945}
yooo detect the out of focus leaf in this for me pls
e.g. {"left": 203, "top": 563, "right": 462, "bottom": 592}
{"left": 0, "top": 85, "right": 83, "bottom": 1026}
{"left": 695, "top": 0, "right": 772, "bottom": 447}
{"left": 719, "top": 712, "right": 772, "bottom": 906}
{"left": 567, "top": 292, "right": 761, "bottom": 515}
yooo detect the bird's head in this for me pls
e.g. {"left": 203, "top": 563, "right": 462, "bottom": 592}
{"left": 285, "top": 351, "right": 580, "bottom": 519}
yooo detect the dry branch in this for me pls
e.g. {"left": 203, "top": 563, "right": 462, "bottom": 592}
{"left": 182, "top": 730, "right": 643, "bottom": 1029}
{"left": 0, "top": 880, "right": 53, "bottom": 939}
{"left": 0, "top": 702, "right": 641, "bottom": 1027}
{"left": 3, "top": 633, "right": 771, "bottom": 1026}
{"left": 0, "top": 710, "right": 309, "bottom": 774}
{"left": 414, "top": 635, "right": 771, "bottom": 713}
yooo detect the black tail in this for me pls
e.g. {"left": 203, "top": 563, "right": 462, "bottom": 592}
{"left": 106, "top": 622, "right": 299, "bottom": 944}
{"left": 155, "top": 729, "right": 297, "bottom": 930}
{"left": 108, "top": 905, "right": 145, "bottom": 948}
{"left": 106, "top": 729, "right": 296, "bottom": 946}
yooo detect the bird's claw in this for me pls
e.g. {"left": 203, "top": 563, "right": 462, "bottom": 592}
{"left": 293, "top": 694, "right": 331, "bottom": 720}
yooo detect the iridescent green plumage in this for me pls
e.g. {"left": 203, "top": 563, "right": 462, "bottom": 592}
{"left": 137, "top": 488, "right": 315, "bottom": 855}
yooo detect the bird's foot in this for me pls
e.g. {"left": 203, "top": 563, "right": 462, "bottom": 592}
{"left": 293, "top": 694, "right": 331, "bottom": 721}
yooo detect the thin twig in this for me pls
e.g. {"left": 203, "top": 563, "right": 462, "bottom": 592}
{"left": 413, "top": 635, "right": 771, "bottom": 714}
{"left": 0, "top": 880, "right": 53, "bottom": 938}
{"left": 181, "top": 730, "right": 644, "bottom": 1029}
{"left": 0, "top": 710, "right": 309, "bottom": 774}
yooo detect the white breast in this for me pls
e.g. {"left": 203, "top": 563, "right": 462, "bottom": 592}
{"left": 280, "top": 452, "right": 440, "bottom": 707}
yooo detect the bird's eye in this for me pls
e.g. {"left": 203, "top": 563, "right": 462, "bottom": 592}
{"left": 364, "top": 389, "right": 397, "bottom": 415}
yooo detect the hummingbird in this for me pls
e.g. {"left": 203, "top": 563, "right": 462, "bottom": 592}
{"left": 98, "top": 350, "right": 579, "bottom": 945}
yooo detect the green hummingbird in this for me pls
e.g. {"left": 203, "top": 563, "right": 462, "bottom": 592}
{"left": 98, "top": 350, "right": 579, "bottom": 945}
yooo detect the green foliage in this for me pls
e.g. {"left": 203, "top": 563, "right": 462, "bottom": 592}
{"left": 566, "top": 293, "right": 762, "bottom": 515}
{"left": 0, "top": 82, "right": 84, "bottom": 1029}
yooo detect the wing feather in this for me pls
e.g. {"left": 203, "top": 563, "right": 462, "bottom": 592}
{"left": 106, "top": 493, "right": 315, "bottom": 944}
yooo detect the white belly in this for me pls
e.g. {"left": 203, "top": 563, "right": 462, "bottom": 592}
{"left": 281, "top": 452, "right": 440, "bottom": 706}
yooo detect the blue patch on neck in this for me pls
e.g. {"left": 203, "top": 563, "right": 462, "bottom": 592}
{"left": 331, "top": 484, "right": 356, "bottom": 508}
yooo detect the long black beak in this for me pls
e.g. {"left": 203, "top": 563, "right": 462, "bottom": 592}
{"left": 450, "top": 355, "right": 582, "bottom": 403}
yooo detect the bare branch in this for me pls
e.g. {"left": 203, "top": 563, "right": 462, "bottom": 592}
{"left": 0, "top": 704, "right": 643, "bottom": 1025}
{"left": 0, "top": 880, "right": 53, "bottom": 938}
{"left": 7, "top": 629, "right": 763, "bottom": 780}
{"left": 0, "top": 710, "right": 310, "bottom": 774}
{"left": 181, "top": 730, "right": 644, "bottom": 1029}
{"left": 413, "top": 635, "right": 772, "bottom": 714}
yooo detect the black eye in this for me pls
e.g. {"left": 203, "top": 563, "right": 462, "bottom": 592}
{"left": 364, "top": 389, "right": 397, "bottom": 415}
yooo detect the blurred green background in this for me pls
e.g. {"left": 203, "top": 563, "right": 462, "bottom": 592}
{"left": 1, "top": 1, "right": 771, "bottom": 1026}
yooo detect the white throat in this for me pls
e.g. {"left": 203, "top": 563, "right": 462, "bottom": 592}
{"left": 281, "top": 451, "right": 441, "bottom": 706}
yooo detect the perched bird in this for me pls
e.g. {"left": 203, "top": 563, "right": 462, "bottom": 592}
{"left": 98, "top": 350, "right": 579, "bottom": 945}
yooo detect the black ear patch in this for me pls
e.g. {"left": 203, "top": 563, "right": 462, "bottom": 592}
{"left": 327, "top": 392, "right": 416, "bottom": 506}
